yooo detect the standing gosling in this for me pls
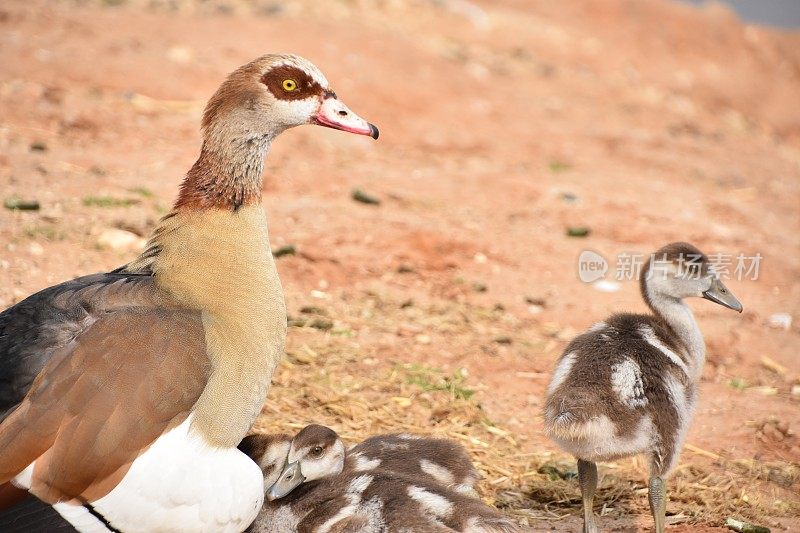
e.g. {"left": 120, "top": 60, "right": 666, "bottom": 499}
{"left": 543, "top": 242, "right": 742, "bottom": 533}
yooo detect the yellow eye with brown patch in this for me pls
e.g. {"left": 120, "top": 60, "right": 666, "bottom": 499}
{"left": 282, "top": 79, "right": 298, "bottom": 92}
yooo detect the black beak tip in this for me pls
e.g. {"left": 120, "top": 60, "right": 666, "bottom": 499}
{"left": 368, "top": 123, "right": 379, "bottom": 140}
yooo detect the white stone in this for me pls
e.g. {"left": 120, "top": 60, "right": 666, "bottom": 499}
{"left": 96, "top": 229, "right": 146, "bottom": 252}
{"left": 166, "top": 45, "right": 193, "bottom": 64}
{"left": 593, "top": 280, "right": 621, "bottom": 293}
{"left": 768, "top": 313, "right": 792, "bottom": 330}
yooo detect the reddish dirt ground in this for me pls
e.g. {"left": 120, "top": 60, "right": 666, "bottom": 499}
{"left": 1, "top": 0, "right": 798, "bottom": 531}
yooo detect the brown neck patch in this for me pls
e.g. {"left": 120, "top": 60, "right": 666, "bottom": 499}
{"left": 174, "top": 142, "right": 267, "bottom": 211}
{"left": 261, "top": 65, "right": 325, "bottom": 101}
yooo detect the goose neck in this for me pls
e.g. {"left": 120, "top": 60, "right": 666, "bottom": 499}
{"left": 645, "top": 286, "right": 705, "bottom": 377}
{"left": 175, "top": 134, "right": 273, "bottom": 211}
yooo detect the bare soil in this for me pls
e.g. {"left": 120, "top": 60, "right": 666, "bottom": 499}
{"left": 1, "top": 0, "right": 798, "bottom": 531}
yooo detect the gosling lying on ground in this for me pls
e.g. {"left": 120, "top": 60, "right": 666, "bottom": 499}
{"left": 241, "top": 424, "right": 524, "bottom": 532}
{"left": 543, "top": 242, "right": 742, "bottom": 533}
{"left": 346, "top": 431, "right": 480, "bottom": 496}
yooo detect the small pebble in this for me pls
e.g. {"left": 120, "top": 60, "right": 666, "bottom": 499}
{"left": 768, "top": 313, "right": 792, "bottom": 330}
{"left": 725, "top": 517, "right": 770, "bottom": 533}
{"left": 561, "top": 192, "right": 578, "bottom": 203}
{"left": 287, "top": 316, "right": 307, "bottom": 328}
{"left": 272, "top": 244, "right": 296, "bottom": 258}
{"left": 414, "top": 334, "right": 432, "bottom": 345}
{"left": 472, "top": 281, "right": 488, "bottom": 293}
{"left": 4, "top": 197, "right": 40, "bottom": 211}
{"left": 96, "top": 228, "right": 146, "bottom": 252}
{"left": 166, "top": 45, "right": 194, "bottom": 64}
{"left": 309, "top": 319, "right": 333, "bottom": 331}
{"left": 593, "top": 280, "right": 621, "bottom": 293}
{"left": 28, "top": 242, "right": 44, "bottom": 256}
{"left": 351, "top": 188, "right": 381, "bottom": 205}
{"left": 566, "top": 226, "right": 590, "bottom": 237}
{"left": 524, "top": 296, "right": 546, "bottom": 306}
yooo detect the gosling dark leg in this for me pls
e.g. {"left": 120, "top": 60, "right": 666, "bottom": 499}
{"left": 577, "top": 459, "right": 599, "bottom": 533}
{"left": 648, "top": 476, "right": 666, "bottom": 533}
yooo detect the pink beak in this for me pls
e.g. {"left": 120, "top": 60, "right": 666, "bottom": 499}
{"left": 313, "top": 97, "right": 379, "bottom": 139}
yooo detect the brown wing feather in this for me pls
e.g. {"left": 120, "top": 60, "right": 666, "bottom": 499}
{"left": 0, "top": 283, "right": 210, "bottom": 504}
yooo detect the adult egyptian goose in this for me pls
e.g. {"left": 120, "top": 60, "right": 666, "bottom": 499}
{"left": 244, "top": 425, "right": 523, "bottom": 532}
{"left": 542, "top": 242, "right": 742, "bottom": 533}
{"left": 0, "top": 54, "right": 378, "bottom": 532}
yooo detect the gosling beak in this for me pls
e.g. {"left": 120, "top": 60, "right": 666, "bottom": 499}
{"left": 267, "top": 461, "right": 305, "bottom": 501}
{"left": 313, "top": 95, "right": 379, "bottom": 139}
{"left": 702, "top": 277, "right": 743, "bottom": 313}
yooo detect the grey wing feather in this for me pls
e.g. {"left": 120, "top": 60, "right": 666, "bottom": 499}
{"left": 0, "top": 495, "right": 78, "bottom": 532}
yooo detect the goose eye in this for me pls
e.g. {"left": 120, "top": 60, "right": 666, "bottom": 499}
{"left": 311, "top": 446, "right": 323, "bottom": 456}
{"left": 282, "top": 79, "right": 298, "bottom": 92}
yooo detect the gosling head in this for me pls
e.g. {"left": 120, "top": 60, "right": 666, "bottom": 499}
{"left": 267, "top": 424, "right": 345, "bottom": 501}
{"left": 641, "top": 242, "right": 743, "bottom": 313}
{"left": 238, "top": 432, "right": 292, "bottom": 488}
{"left": 202, "top": 54, "right": 378, "bottom": 147}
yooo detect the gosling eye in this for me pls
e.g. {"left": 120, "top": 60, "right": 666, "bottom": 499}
{"left": 282, "top": 79, "right": 298, "bottom": 92}
{"left": 310, "top": 446, "right": 323, "bottom": 457}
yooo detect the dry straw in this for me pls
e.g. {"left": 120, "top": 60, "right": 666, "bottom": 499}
{"left": 251, "top": 292, "right": 799, "bottom": 528}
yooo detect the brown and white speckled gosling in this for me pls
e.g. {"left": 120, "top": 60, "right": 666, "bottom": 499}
{"left": 543, "top": 242, "right": 742, "bottom": 533}
{"left": 242, "top": 425, "right": 523, "bottom": 532}
{"left": 0, "top": 54, "right": 377, "bottom": 532}
{"left": 267, "top": 425, "right": 480, "bottom": 499}
{"left": 346, "top": 432, "right": 481, "bottom": 496}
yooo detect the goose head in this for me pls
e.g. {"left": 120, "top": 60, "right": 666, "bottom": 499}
{"left": 267, "top": 424, "right": 345, "bottom": 500}
{"left": 238, "top": 432, "right": 293, "bottom": 489}
{"left": 202, "top": 54, "right": 378, "bottom": 149}
{"left": 641, "top": 242, "right": 742, "bottom": 313}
